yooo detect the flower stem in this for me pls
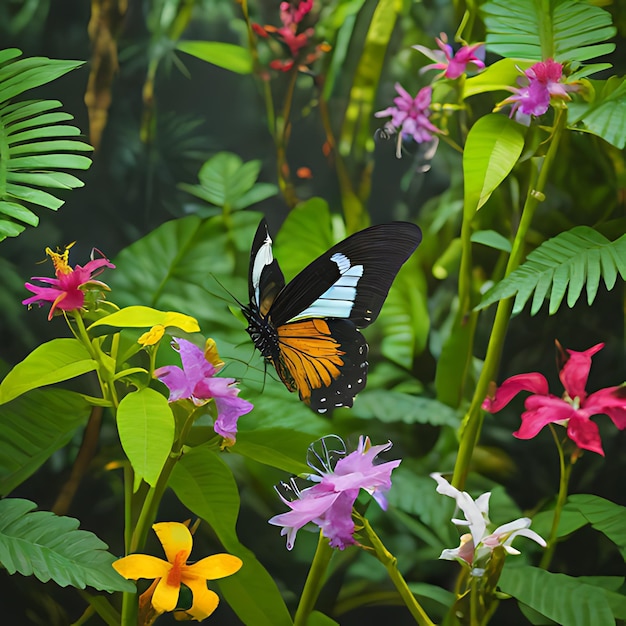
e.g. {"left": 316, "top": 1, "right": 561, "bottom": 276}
{"left": 452, "top": 109, "right": 567, "bottom": 490}
{"left": 357, "top": 513, "right": 435, "bottom": 626}
{"left": 539, "top": 425, "right": 572, "bottom": 570}
{"left": 293, "top": 531, "right": 334, "bottom": 626}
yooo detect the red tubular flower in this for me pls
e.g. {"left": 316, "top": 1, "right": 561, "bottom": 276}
{"left": 483, "top": 343, "right": 626, "bottom": 456}
{"left": 23, "top": 244, "right": 115, "bottom": 320}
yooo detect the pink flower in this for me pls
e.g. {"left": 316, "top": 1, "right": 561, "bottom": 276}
{"left": 413, "top": 33, "right": 485, "bottom": 79}
{"left": 375, "top": 83, "right": 440, "bottom": 144}
{"left": 483, "top": 343, "right": 626, "bottom": 456}
{"left": 499, "top": 59, "right": 577, "bottom": 124}
{"left": 253, "top": 0, "right": 326, "bottom": 72}
{"left": 23, "top": 244, "right": 114, "bottom": 320}
{"left": 269, "top": 436, "right": 401, "bottom": 550}
{"left": 154, "top": 338, "right": 253, "bottom": 443}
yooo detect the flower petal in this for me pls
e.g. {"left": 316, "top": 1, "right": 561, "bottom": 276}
{"left": 153, "top": 365, "right": 193, "bottom": 402}
{"left": 180, "top": 577, "right": 220, "bottom": 621}
{"left": 112, "top": 554, "right": 171, "bottom": 580}
{"left": 560, "top": 343, "right": 604, "bottom": 401}
{"left": 581, "top": 386, "right": 626, "bottom": 429}
{"left": 514, "top": 395, "right": 574, "bottom": 439}
{"left": 185, "top": 554, "right": 243, "bottom": 580}
{"left": 483, "top": 372, "right": 549, "bottom": 412}
{"left": 567, "top": 414, "right": 604, "bottom": 455}
{"left": 153, "top": 522, "right": 193, "bottom": 563}
{"left": 152, "top": 575, "right": 180, "bottom": 613}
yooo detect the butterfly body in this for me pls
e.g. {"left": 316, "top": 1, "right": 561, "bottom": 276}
{"left": 244, "top": 219, "right": 422, "bottom": 413}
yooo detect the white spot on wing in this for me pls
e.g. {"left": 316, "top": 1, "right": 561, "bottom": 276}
{"left": 252, "top": 233, "right": 273, "bottom": 305}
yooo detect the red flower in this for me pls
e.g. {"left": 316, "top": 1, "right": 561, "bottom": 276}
{"left": 23, "top": 244, "right": 115, "bottom": 320}
{"left": 483, "top": 343, "right": 626, "bottom": 456}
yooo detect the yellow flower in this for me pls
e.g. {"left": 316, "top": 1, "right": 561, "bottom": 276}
{"left": 204, "top": 338, "right": 225, "bottom": 371}
{"left": 112, "top": 522, "right": 242, "bottom": 621}
{"left": 138, "top": 324, "right": 166, "bottom": 346}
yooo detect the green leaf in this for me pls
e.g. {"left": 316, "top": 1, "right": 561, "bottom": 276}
{"left": 463, "top": 114, "right": 526, "bottom": 215}
{"left": 274, "top": 198, "right": 335, "bottom": 281}
{"left": 0, "top": 389, "right": 91, "bottom": 496}
{"left": 308, "top": 612, "right": 340, "bottom": 626}
{"left": 464, "top": 58, "right": 534, "bottom": 99}
{"left": 379, "top": 257, "right": 430, "bottom": 368}
{"left": 476, "top": 227, "right": 626, "bottom": 315}
{"left": 109, "top": 212, "right": 261, "bottom": 342}
{"left": 116, "top": 388, "right": 175, "bottom": 488}
{"left": 169, "top": 446, "right": 293, "bottom": 626}
{"left": 0, "top": 200, "right": 38, "bottom": 225}
{"left": 471, "top": 229, "right": 512, "bottom": 253}
{"left": 176, "top": 41, "right": 253, "bottom": 74}
{"left": 88, "top": 305, "right": 200, "bottom": 333}
{"left": 566, "top": 494, "right": 626, "bottom": 561}
{"left": 352, "top": 390, "right": 461, "bottom": 427}
{"left": 0, "top": 338, "right": 97, "bottom": 404}
{"left": 183, "top": 152, "right": 262, "bottom": 209}
{"left": 568, "top": 77, "right": 626, "bottom": 149}
{"left": 499, "top": 565, "right": 615, "bottom": 626}
{"left": 232, "top": 428, "right": 314, "bottom": 475}
{"left": 339, "top": 0, "right": 401, "bottom": 162}
{"left": 0, "top": 498, "right": 133, "bottom": 592}
{"left": 481, "top": 0, "right": 616, "bottom": 63}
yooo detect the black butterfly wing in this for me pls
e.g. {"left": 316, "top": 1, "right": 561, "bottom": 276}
{"left": 248, "top": 218, "right": 285, "bottom": 316}
{"left": 267, "top": 222, "right": 422, "bottom": 328}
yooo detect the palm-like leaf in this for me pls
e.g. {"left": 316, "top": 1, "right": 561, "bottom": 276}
{"left": 481, "top": 0, "right": 615, "bottom": 63}
{"left": 476, "top": 226, "right": 626, "bottom": 315}
{"left": 0, "top": 49, "right": 92, "bottom": 242}
{"left": 0, "top": 498, "right": 133, "bottom": 592}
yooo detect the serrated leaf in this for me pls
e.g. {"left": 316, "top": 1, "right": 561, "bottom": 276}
{"left": 476, "top": 227, "right": 626, "bottom": 315}
{"left": 176, "top": 41, "right": 253, "bottom": 74}
{"left": 0, "top": 498, "right": 133, "bottom": 592}
{"left": 482, "top": 0, "right": 616, "bottom": 63}
{"left": 169, "top": 446, "right": 293, "bottom": 626}
{"left": 117, "top": 388, "right": 175, "bottom": 488}
{"left": 499, "top": 565, "right": 615, "bottom": 626}
{"left": 0, "top": 338, "right": 97, "bottom": 404}
{"left": 0, "top": 389, "right": 91, "bottom": 496}
{"left": 463, "top": 114, "right": 525, "bottom": 215}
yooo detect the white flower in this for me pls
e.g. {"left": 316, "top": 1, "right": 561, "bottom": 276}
{"left": 431, "top": 473, "right": 546, "bottom": 575}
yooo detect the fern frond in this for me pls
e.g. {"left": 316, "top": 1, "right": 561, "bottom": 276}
{"left": 0, "top": 50, "right": 93, "bottom": 242}
{"left": 0, "top": 498, "right": 133, "bottom": 592}
{"left": 482, "top": 0, "right": 616, "bottom": 63}
{"left": 476, "top": 226, "right": 626, "bottom": 316}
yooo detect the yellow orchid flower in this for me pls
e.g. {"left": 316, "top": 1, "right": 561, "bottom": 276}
{"left": 113, "top": 522, "right": 242, "bottom": 621}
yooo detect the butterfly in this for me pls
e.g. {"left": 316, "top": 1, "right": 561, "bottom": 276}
{"left": 242, "top": 219, "right": 422, "bottom": 413}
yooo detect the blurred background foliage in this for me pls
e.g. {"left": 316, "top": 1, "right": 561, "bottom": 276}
{"left": 0, "top": 0, "right": 624, "bottom": 624}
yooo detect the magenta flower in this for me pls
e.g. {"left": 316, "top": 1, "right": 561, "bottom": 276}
{"left": 413, "top": 33, "right": 485, "bottom": 79}
{"left": 375, "top": 83, "right": 440, "bottom": 145}
{"left": 23, "top": 244, "right": 114, "bottom": 320}
{"left": 499, "top": 58, "right": 577, "bottom": 124}
{"left": 483, "top": 343, "right": 626, "bottom": 456}
{"left": 154, "top": 338, "right": 253, "bottom": 443}
{"left": 269, "top": 436, "right": 401, "bottom": 550}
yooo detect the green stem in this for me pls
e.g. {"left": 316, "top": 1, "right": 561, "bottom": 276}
{"left": 452, "top": 109, "right": 568, "bottom": 489}
{"left": 539, "top": 425, "right": 572, "bottom": 570}
{"left": 293, "top": 531, "right": 334, "bottom": 626}
{"left": 357, "top": 514, "right": 435, "bottom": 626}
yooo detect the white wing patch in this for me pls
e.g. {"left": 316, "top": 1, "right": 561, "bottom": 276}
{"left": 252, "top": 232, "right": 274, "bottom": 306}
{"left": 291, "top": 252, "right": 363, "bottom": 321}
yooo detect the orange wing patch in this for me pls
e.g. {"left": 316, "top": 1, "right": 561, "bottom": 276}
{"left": 274, "top": 320, "right": 345, "bottom": 403}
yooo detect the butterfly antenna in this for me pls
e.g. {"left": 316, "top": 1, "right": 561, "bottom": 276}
{"left": 206, "top": 272, "right": 247, "bottom": 310}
